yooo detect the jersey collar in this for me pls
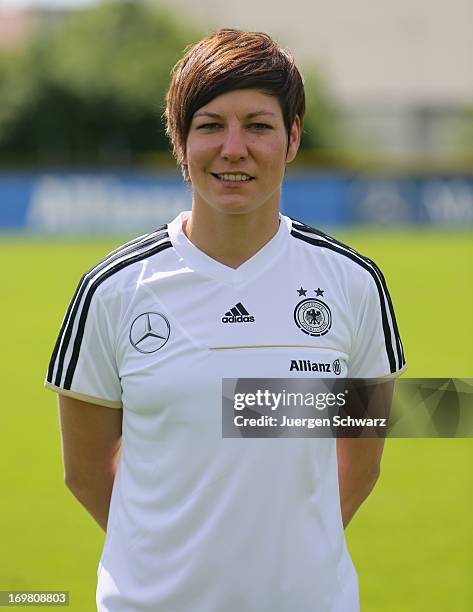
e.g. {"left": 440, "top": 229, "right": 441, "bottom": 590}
{"left": 168, "top": 211, "right": 290, "bottom": 285}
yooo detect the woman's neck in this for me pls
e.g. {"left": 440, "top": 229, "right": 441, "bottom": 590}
{"left": 183, "top": 205, "right": 280, "bottom": 269}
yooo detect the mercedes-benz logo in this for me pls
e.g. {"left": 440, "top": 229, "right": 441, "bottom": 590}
{"left": 129, "top": 312, "right": 170, "bottom": 354}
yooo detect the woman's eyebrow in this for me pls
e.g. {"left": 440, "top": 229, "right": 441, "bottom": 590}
{"left": 193, "top": 111, "right": 222, "bottom": 119}
{"left": 246, "top": 111, "right": 276, "bottom": 119}
{"left": 193, "top": 111, "right": 276, "bottom": 119}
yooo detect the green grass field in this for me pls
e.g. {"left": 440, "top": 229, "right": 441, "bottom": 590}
{"left": 0, "top": 229, "right": 472, "bottom": 611}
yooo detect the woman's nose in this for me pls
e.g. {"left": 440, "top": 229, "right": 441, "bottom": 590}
{"left": 220, "top": 126, "right": 248, "bottom": 161}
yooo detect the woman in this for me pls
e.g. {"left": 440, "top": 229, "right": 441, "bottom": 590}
{"left": 46, "top": 29, "right": 406, "bottom": 612}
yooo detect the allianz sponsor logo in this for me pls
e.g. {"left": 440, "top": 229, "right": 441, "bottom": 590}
{"left": 290, "top": 358, "right": 341, "bottom": 375}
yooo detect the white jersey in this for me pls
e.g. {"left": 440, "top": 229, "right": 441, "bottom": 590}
{"left": 46, "top": 212, "right": 406, "bottom": 612}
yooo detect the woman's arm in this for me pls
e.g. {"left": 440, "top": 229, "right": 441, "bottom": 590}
{"left": 58, "top": 395, "right": 123, "bottom": 531}
{"left": 336, "top": 437, "right": 385, "bottom": 529}
{"left": 336, "top": 380, "right": 393, "bottom": 528}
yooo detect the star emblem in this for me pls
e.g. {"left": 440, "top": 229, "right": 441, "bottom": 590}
{"left": 297, "top": 287, "right": 307, "bottom": 297}
{"left": 315, "top": 288, "right": 324, "bottom": 297}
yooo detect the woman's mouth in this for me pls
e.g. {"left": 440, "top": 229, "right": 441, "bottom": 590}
{"left": 211, "top": 172, "right": 255, "bottom": 183}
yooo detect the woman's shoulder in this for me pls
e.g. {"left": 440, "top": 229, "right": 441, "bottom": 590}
{"left": 79, "top": 224, "right": 173, "bottom": 299}
{"left": 287, "top": 217, "right": 384, "bottom": 281}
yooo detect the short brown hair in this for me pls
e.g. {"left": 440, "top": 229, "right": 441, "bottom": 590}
{"left": 164, "top": 28, "right": 305, "bottom": 180}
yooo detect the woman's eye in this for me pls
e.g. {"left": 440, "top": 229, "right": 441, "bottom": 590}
{"left": 197, "top": 123, "right": 222, "bottom": 130}
{"left": 249, "top": 123, "right": 273, "bottom": 131}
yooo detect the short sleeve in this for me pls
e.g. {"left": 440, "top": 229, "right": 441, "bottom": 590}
{"left": 348, "top": 269, "right": 407, "bottom": 378}
{"left": 45, "top": 284, "right": 122, "bottom": 408}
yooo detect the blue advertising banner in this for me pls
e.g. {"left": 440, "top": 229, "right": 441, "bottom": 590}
{"left": 1, "top": 170, "right": 472, "bottom": 233}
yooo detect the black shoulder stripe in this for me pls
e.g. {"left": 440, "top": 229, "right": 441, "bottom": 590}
{"left": 53, "top": 231, "right": 170, "bottom": 388}
{"left": 291, "top": 228, "right": 403, "bottom": 373}
{"left": 291, "top": 218, "right": 405, "bottom": 370}
{"left": 47, "top": 227, "right": 168, "bottom": 385}
{"left": 96, "top": 224, "right": 167, "bottom": 262}
{"left": 292, "top": 220, "right": 360, "bottom": 256}
{"left": 63, "top": 240, "right": 172, "bottom": 389}
{"left": 364, "top": 255, "right": 405, "bottom": 367}
{"left": 47, "top": 270, "right": 87, "bottom": 385}
{"left": 47, "top": 227, "right": 169, "bottom": 387}
{"left": 48, "top": 228, "right": 168, "bottom": 386}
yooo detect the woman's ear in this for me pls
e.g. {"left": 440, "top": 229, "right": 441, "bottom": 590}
{"left": 286, "top": 115, "right": 301, "bottom": 164}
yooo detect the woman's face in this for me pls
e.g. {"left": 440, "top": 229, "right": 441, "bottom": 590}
{"left": 185, "top": 88, "right": 300, "bottom": 217}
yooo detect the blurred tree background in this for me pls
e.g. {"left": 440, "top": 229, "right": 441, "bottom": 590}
{"left": 0, "top": 0, "right": 342, "bottom": 167}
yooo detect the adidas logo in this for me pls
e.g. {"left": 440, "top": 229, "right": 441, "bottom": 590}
{"left": 222, "top": 302, "right": 255, "bottom": 323}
